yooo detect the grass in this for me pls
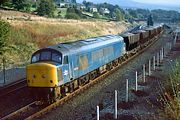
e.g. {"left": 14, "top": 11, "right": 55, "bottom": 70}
{"left": 2, "top": 20, "right": 129, "bottom": 67}
{"left": 56, "top": 8, "right": 67, "bottom": 17}
{"left": 159, "top": 58, "right": 180, "bottom": 120}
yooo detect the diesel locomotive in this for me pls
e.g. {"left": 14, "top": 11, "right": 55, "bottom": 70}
{"left": 26, "top": 24, "right": 164, "bottom": 103}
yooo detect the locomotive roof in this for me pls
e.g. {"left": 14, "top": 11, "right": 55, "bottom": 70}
{"left": 47, "top": 35, "right": 124, "bottom": 55}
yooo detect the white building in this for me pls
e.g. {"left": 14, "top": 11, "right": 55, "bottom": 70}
{"left": 99, "top": 8, "right": 110, "bottom": 15}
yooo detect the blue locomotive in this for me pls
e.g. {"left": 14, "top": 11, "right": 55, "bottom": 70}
{"left": 27, "top": 35, "right": 126, "bottom": 102}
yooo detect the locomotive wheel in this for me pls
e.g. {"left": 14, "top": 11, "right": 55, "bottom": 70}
{"left": 70, "top": 83, "right": 74, "bottom": 93}
{"left": 60, "top": 86, "right": 66, "bottom": 98}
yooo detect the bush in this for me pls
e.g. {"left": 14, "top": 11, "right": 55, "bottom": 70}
{"left": 37, "top": 0, "right": 56, "bottom": 17}
{"left": 93, "top": 12, "right": 100, "bottom": 19}
{"left": 0, "top": 20, "right": 10, "bottom": 55}
{"left": 161, "top": 58, "right": 180, "bottom": 119}
{"left": 66, "top": 7, "right": 82, "bottom": 18}
{"left": 67, "top": 7, "right": 75, "bottom": 13}
{"left": 65, "top": 13, "right": 80, "bottom": 20}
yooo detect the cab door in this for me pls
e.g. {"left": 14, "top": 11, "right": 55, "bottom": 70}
{"left": 62, "top": 56, "right": 70, "bottom": 83}
{"left": 71, "top": 54, "right": 79, "bottom": 79}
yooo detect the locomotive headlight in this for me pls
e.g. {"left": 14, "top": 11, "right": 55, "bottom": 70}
{"left": 32, "top": 75, "right": 36, "bottom": 78}
{"left": 42, "top": 74, "right": 47, "bottom": 78}
{"left": 50, "top": 80, "right": 53, "bottom": 83}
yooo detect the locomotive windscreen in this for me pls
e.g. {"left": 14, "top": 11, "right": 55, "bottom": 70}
{"left": 31, "top": 49, "right": 62, "bottom": 64}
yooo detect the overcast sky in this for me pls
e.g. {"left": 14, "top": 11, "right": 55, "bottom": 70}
{"left": 133, "top": 0, "right": 180, "bottom": 6}
{"left": 77, "top": 0, "right": 180, "bottom": 6}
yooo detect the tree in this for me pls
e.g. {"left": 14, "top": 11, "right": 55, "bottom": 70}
{"left": 0, "top": 0, "right": 11, "bottom": 7}
{"left": 0, "top": 20, "right": 10, "bottom": 55}
{"left": 65, "top": 13, "right": 80, "bottom": 19}
{"left": 66, "top": 7, "right": 82, "bottom": 18}
{"left": 67, "top": 7, "right": 75, "bottom": 13}
{"left": 113, "top": 8, "right": 123, "bottom": 21}
{"left": 12, "top": 0, "right": 32, "bottom": 12}
{"left": 37, "top": 0, "right": 56, "bottom": 17}
{"left": 0, "top": 0, "right": 7, "bottom": 6}
{"left": 93, "top": 12, "right": 99, "bottom": 19}
{"left": 147, "top": 14, "right": 153, "bottom": 26}
{"left": 128, "top": 9, "right": 138, "bottom": 18}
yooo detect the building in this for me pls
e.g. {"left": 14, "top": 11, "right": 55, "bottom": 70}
{"left": 89, "top": 6, "right": 98, "bottom": 13}
{"left": 55, "top": 0, "right": 76, "bottom": 7}
{"left": 99, "top": 8, "right": 110, "bottom": 15}
{"left": 76, "top": 3, "right": 86, "bottom": 10}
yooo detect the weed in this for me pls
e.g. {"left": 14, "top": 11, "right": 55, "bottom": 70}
{"left": 159, "top": 58, "right": 180, "bottom": 120}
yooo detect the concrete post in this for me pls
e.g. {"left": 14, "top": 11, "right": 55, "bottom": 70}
{"left": 97, "top": 106, "right": 99, "bottom": 120}
{"left": 135, "top": 71, "right": 138, "bottom": 91}
{"left": 115, "top": 90, "right": 117, "bottom": 119}
{"left": 157, "top": 53, "right": 159, "bottom": 66}
{"left": 148, "top": 60, "right": 151, "bottom": 75}
{"left": 160, "top": 50, "right": 162, "bottom": 62}
{"left": 126, "top": 79, "right": 129, "bottom": 102}
{"left": 143, "top": 64, "right": 146, "bottom": 83}
{"left": 153, "top": 56, "right": 155, "bottom": 70}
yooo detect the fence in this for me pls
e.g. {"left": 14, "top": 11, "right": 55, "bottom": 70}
{"left": 0, "top": 58, "right": 29, "bottom": 86}
{"left": 96, "top": 36, "right": 175, "bottom": 119}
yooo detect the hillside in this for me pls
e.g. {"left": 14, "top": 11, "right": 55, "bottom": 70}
{"left": 0, "top": 10, "right": 130, "bottom": 67}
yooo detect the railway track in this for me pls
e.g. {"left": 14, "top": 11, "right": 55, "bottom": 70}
{"left": 1, "top": 101, "right": 39, "bottom": 120}
{"left": 0, "top": 78, "right": 27, "bottom": 97}
{"left": 1, "top": 33, "right": 163, "bottom": 120}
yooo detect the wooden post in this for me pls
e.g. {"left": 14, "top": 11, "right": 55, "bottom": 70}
{"left": 114, "top": 90, "right": 117, "bottom": 119}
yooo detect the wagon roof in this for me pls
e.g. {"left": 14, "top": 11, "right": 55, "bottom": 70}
{"left": 120, "top": 32, "right": 136, "bottom": 37}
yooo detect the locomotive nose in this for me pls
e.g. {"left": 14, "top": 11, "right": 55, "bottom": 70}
{"left": 26, "top": 63, "right": 58, "bottom": 87}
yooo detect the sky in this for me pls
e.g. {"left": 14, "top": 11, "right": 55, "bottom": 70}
{"left": 133, "top": 0, "right": 180, "bottom": 6}
{"left": 77, "top": 0, "right": 180, "bottom": 6}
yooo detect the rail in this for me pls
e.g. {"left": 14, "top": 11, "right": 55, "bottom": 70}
{"left": 0, "top": 78, "right": 27, "bottom": 97}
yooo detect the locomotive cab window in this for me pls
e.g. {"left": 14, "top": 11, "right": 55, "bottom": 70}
{"left": 31, "top": 49, "right": 62, "bottom": 64}
{"left": 52, "top": 53, "right": 62, "bottom": 63}
{"left": 41, "top": 51, "right": 51, "bottom": 60}
{"left": 32, "top": 53, "right": 40, "bottom": 63}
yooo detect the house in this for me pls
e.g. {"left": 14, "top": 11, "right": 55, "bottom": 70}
{"left": 99, "top": 8, "right": 110, "bottom": 15}
{"left": 76, "top": 3, "right": 86, "bottom": 10}
{"left": 56, "top": 2, "right": 66, "bottom": 7}
{"left": 89, "top": 6, "right": 98, "bottom": 13}
{"left": 55, "top": 0, "right": 76, "bottom": 7}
